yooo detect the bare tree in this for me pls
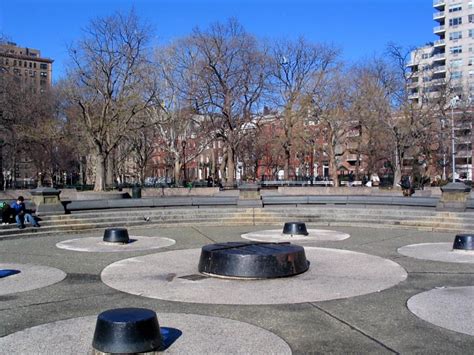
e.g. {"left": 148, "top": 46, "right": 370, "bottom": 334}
{"left": 383, "top": 44, "right": 450, "bottom": 187}
{"left": 185, "top": 19, "right": 269, "bottom": 186}
{"left": 270, "top": 37, "right": 339, "bottom": 179}
{"left": 64, "top": 11, "right": 159, "bottom": 191}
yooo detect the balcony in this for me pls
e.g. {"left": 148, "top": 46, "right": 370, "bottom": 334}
{"left": 429, "top": 78, "right": 446, "bottom": 86}
{"left": 433, "top": 0, "right": 445, "bottom": 9}
{"left": 431, "top": 53, "right": 446, "bottom": 61}
{"left": 434, "top": 39, "right": 445, "bottom": 47}
{"left": 433, "top": 11, "right": 445, "bottom": 21}
{"left": 433, "top": 65, "right": 446, "bottom": 73}
{"left": 433, "top": 25, "right": 445, "bottom": 34}
{"left": 408, "top": 93, "right": 419, "bottom": 100}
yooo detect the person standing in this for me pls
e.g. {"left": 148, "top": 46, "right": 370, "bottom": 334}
{"left": 10, "top": 196, "right": 40, "bottom": 229}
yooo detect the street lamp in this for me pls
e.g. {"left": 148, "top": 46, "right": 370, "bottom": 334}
{"left": 450, "top": 96, "right": 460, "bottom": 183}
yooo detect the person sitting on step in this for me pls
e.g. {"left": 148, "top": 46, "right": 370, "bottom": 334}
{"left": 10, "top": 196, "right": 40, "bottom": 229}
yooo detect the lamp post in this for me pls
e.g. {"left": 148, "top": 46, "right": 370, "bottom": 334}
{"left": 182, "top": 140, "right": 187, "bottom": 185}
{"left": 450, "top": 96, "right": 460, "bottom": 183}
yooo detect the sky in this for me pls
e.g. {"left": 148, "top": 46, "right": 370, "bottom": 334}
{"left": 0, "top": 0, "right": 435, "bottom": 81}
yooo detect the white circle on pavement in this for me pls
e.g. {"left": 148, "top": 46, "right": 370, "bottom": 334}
{"left": 398, "top": 243, "right": 474, "bottom": 263}
{"left": 407, "top": 286, "right": 474, "bottom": 336}
{"left": 0, "top": 313, "right": 291, "bottom": 354}
{"left": 241, "top": 229, "right": 350, "bottom": 242}
{"left": 101, "top": 247, "right": 407, "bottom": 305}
{"left": 56, "top": 236, "right": 175, "bottom": 253}
{"left": 0, "top": 263, "right": 66, "bottom": 296}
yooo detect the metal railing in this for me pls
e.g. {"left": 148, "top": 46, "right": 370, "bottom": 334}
{"left": 431, "top": 53, "right": 446, "bottom": 60}
{"left": 433, "top": 65, "right": 446, "bottom": 72}
{"left": 433, "top": 25, "right": 445, "bottom": 33}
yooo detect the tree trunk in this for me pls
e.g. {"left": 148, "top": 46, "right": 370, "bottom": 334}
{"left": 284, "top": 147, "right": 291, "bottom": 180}
{"left": 219, "top": 149, "right": 227, "bottom": 185}
{"left": 79, "top": 156, "right": 84, "bottom": 185}
{"left": 327, "top": 141, "right": 339, "bottom": 187}
{"left": 227, "top": 145, "right": 235, "bottom": 187}
{"left": 174, "top": 160, "right": 181, "bottom": 186}
{"left": 139, "top": 166, "right": 146, "bottom": 185}
{"left": 106, "top": 153, "right": 114, "bottom": 187}
{"left": 393, "top": 145, "right": 402, "bottom": 189}
{"left": 94, "top": 153, "right": 106, "bottom": 191}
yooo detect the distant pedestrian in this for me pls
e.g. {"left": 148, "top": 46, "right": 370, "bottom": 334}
{"left": 10, "top": 196, "right": 40, "bottom": 229}
{"left": 207, "top": 175, "right": 214, "bottom": 187}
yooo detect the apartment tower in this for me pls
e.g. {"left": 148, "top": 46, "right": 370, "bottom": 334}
{"left": 408, "top": 0, "right": 474, "bottom": 180}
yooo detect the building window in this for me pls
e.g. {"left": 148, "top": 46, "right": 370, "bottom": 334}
{"left": 451, "top": 71, "right": 462, "bottom": 79}
{"left": 422, "top": 53, "right": 430, "bottom": 59}
{"left": 469, "top": 70, "right": 474, "bottom": 78}
{"left": 470, "top": 15, "right": 474, "bottom": 23}
{"left": 33, "top": 63, "right": 36, "bottom": 68}
{"left": 450, "top": 59, "right": 463, "bottom": 67}
{"left": 29, "top": 62, "right": 32, "bottom": 68}
{"left": 450, "top": 31, "right": 462, "bottom": 40}
{"left": 40, "top": 63, "right": 47, "bottom": 70}
{"left": 449, "top": 4, "right": 462, "bottom": 12}
{"left": 40, "top": 71, "right": 47, "bottom": 77}
{"left": 450, "top": 46, "right": 463, "bottom": 54}
{"left": 13, "top": 60, "right": 16, "bottom": 66}
{"left": 449, "top": 17, "right": 462, "bottom": 26}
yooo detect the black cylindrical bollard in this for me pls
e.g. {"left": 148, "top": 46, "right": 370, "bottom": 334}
{"left": 103, "top": 228, "right": 130, "bottom": 244}
{"left": 92, "top": 308, "right": 162, "bottom": 354}
{"left": 282, "top": 222, "right": 309, "bottom": 236}
{"left": 453, "top": 234, "right": 474, "bottom": 250}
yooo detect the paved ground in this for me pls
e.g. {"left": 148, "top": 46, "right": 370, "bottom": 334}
{"left": 0, "top": 224, "right": 473, "bottom": 354}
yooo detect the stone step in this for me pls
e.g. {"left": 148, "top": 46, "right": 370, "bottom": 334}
{"left": 4, "top": 205, "right": 474, "bottom": 239}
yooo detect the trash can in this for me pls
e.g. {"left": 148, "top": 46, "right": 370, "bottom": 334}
{"left": 132, "top": 186, "right": 142, "bottom": 199}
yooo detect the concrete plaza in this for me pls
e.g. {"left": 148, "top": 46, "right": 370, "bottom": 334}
{"left": 0, "top": 223, "right": 473, "bottom": 353}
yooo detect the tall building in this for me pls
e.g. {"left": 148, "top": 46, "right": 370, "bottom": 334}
{"left": 408, "top": 0, "right": 474, "bottom": 103}
{"left": 408, "top": 0, "right": 474, "bottom": 181}
{"left": 0, "top": 42, "right": 53, "bottom": 92}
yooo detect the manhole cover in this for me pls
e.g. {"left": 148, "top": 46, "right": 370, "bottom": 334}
{"left": 198, "top": 242, "right": 309, "bottom": 279}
